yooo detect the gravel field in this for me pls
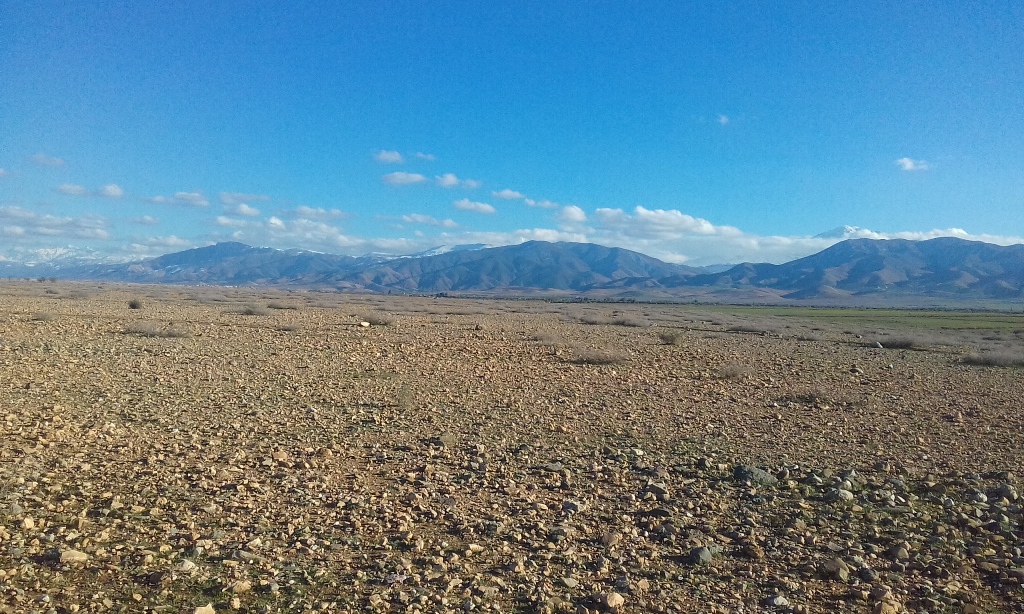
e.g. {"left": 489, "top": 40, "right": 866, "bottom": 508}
{"left": 1, "top": 282, "right": 1022, "bottom": 613}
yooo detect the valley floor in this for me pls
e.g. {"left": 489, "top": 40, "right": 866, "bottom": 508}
{"left": 1, "top": 281, "right": 1022, "bottom": 613}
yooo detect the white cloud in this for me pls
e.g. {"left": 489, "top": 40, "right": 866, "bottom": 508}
{"left": 453, "top": 198, "right": 496, "bottom": 214}
{"left": 98, "top": 184, "right": 124, "bottom": 198}
{"left": 718, "top": 114, "right": 729, "bottom": 125}
{"left": 524, "top": 198, "right": 559, "bottom": 209}
{"left": 58, "top": 184, "right": 89, "bottom": 196}
{"left": 436, "top": 173, "right": 481, "bottom": 189}
{"left": 228, "top": 203, "right": 261, "bottom": 217}
{"left": 493, "top": 188, "right": 525, "bottom": 200}
{"left": 267, "top": 216, "right": 286, "bottom": 230}
{"left": 594, "top": 206, "right": 741, "bottom": 239}
{"left": 382, "top": 172, "right": 427, "bottom": 185}
{"left": 57, "top": 183, "right": 125, "bottom": 198}
{"left": 174, "top": 192, "right": 209, "bottom": 207}
{"left": 31, "top": 153, "right": 65, "bottom": 167}
{"left": 289, "top": 206, "right": 347, "bottom": 220}
{"left": 215, "top": 216, "right": 248, "bottom": 228}
{"left": 124, "top": 235, "right": 196, "bottom": 256}
{"left": 220, "top": 192, "right": 270, "bottom": 205}
{"left": 147, "top": 195, "right": 169, "bottom": 204}
{"left": 0, "top": 168, "right": 8, "bottom": 177}
{"left": 132, "top": 216, "right": 160, "bottom": 225}
{"left": 415, "top": 152, "right": 436, "bottom": 161}
{"left": 0, "top": 205, "right": 109, "bottom": 241}
{"left": 374, "top": 150, "right": 404, "bottom": 164}
{"left": 402, "top": 213, "right": 458, "bottom": 228}
{"left": 557, "top": 205, "right": 587, "bottom": 224}
{"left": 895, "top": 157, "right": 930, "bottom": 171}
{"left": 436, "top": 173, "right": 460, "bottom": 188}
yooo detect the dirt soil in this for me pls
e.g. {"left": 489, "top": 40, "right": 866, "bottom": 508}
{"left": 1, "top": 283, "right": 1022, "bottom": 613}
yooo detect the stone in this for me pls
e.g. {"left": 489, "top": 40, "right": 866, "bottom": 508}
{"left": 734, "top": 465, "right": 778, "bottom": 486}
{"left": 60, "top": 549, "right": 89, "bottom": 563}
{"left": 194, "top": 605, "right": 216, "bottom": 614}
{"left": 601, "top": 592, "right": 625, "bottom": 609}
{"left": 685, "top": 546, "right": 713, "bottom": 566}
{"left": 765, "top": 595, "right": 790, "bottom": 607}
{"left": 825, "top": 488, "right": 855, "bottom": 503}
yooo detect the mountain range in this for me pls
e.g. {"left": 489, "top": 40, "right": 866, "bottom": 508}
{"left": 6, "top": 237, "right": 1024, "bottom": 304}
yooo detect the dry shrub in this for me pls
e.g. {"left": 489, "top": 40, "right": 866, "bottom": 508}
{"left": 961, "top": 350, "right": 1024, "bottom": 367}
{"left": 128, "top": 298, "right": 143, "bottom": 310}
{"left": 362, "top": 312, "right": 394, "bottom": 326}
{"left": 31, "top": 312, "right": 56, "bottom": 322}
{"left": 236, "top": 305, "right": 272, "bottom": 316}
{"left": 533, "top": 332, "right": 564, "bottom": 345}
{"left": 123, "top": 321, "right": 190, "bottom": 338}
{"left": 658, "top": 331, "right": 683, "bottom": 345}
{"left": 572, "top": 347, "right": 626, "bottom": 365}
{"left": 277, "top": 324, "right": 300, "bottom": 332}
{"left": 267, "top": 301, "right": 298, "bottom": 310}
{"left": 717, "top": 363, "right": 751, "bottom": 380}
{"left": 727, "top": 324, "right": 766, "bottom": 334}
{"left": 579, "top": 314, "right": 612, "bottom": 325}
{"left": 612, "top": 317, "right": 650, "bottom": 328}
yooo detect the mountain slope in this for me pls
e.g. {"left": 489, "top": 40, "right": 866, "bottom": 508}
{"left": 338, "top": 241, "right": 694, "bottom": 291}
{"left": 72, "top": 242, "right": 366, "bottom": 285}
{"left": 678, "top": 237, "right": 1024, "bottom": 299}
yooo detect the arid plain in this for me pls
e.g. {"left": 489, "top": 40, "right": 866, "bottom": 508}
{"left": 2, "top": 281, "right": 1023, "bottom": 614}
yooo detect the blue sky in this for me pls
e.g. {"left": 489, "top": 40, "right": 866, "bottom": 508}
{"left": 2, "top": 1, "right": 1022, "bottom": 265}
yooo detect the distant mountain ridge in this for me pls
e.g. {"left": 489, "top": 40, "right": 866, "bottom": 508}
{"left": 10, "top": 237, "right": 1024, "bottom": 302}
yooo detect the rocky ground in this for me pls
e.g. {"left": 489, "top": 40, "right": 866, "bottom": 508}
{"left": 1, "top": 282, "right": 1022, "bottom": 613}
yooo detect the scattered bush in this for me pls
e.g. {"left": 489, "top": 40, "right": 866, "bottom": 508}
{"left": 123, "top": 321, "right": 190, "bottom": 338}
{"left": 267, "top": 302, "right": 298, "bottom": 310}
{"left": 571, "top": 347, "right": 626, "bottom": 365}
{"left": 128, "top": 298, "right": 143, "bottom": 310}
{"left": 31, "top": 312, "right": 56, "bottom": 322}
{"left": 961, "top": 351, "right": 1024, "bottom": 367}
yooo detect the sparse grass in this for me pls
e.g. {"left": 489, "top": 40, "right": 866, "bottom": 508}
{"left": 571, "top": 347, "right": 626, "bottom": 365}
{"left": 31, "top": 312, "right": 56, "bottom": 322}
{"left": 277, "top": 324, "right": 300, "bottom": 332}
{"left": 961, "top": 350, "right": 1024, "bottom": 367}
{"left": 128, "top": 298, "right": 143, "bottom": 310}
{"left": 123, "top": 321, "right": 190, "bottom": 338}
{"left": 236, "top": 305, "right": 272, "bottom": 316}
{"left": 267, "top": 301, "right": 298, "bottom": 310}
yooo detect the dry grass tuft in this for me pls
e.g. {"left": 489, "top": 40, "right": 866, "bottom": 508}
{"left": 31, "top": 312, "right": 56, "bottom": 322}
{"left": 128, "top": 298, "right": 144, "bottom": 310}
